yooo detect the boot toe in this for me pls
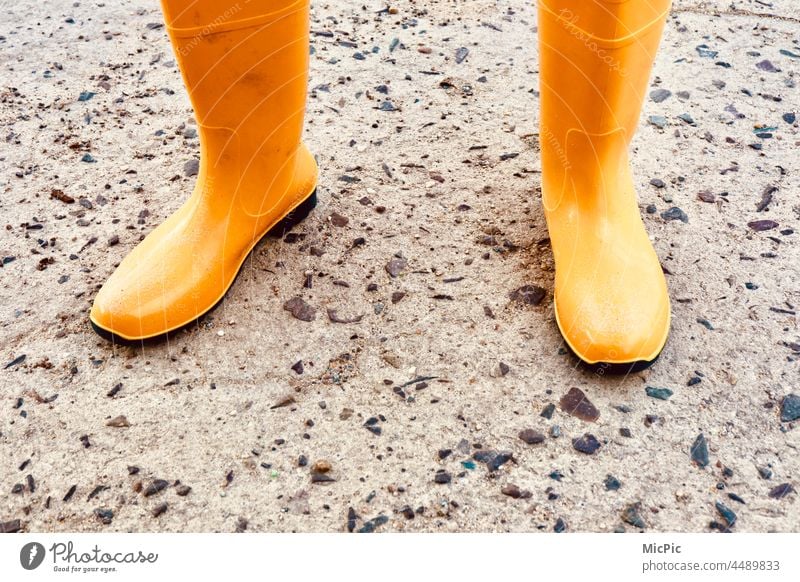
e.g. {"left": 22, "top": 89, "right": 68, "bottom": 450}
{"left": 554, "top": 257, "right": 670, "bottom": 366}
{"left": 90, "top": 271, "right": 174, "bottom": 341}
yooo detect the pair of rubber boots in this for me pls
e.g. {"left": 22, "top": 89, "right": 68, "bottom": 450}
{"left": 91, "top": 0, "right": 672, "bottom": 374}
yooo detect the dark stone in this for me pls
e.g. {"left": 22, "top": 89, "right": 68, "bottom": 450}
{"left": 645, "top": 386, "right": 673, "bottom": 400}
{"left": 94, "top": 508, "right": 113, "bottom": 525}
{"left": 311, "top": 473, "right": 336, "bottom": 484}
{"left": 63, "top": 485, "right": 77, "bottom": 502}
{"left": 540, "top": 403, "right": 556, "bottom": 419}
{"left": 560, "top": 387, "right": 600, "bottom": 422}
{"left": 183, "top": 158, "right": 199, "bottom": 177}
{"left": 518, "top": 429, "right": 546, "bottom": 445}
{"left": 501, "top": 483, "right": 531, "bottom": 499}
{"left": 473, "top": 450, "right": 496, "bottom": 464}
{"left": 696, "top": 44, "right": 718, "bottom": 58}
{"left": 86, "top": 485, "right": 108, "bottom": 500}
{"left": 650, "top": 88, "right": 672, "bottom": 103}
{"left": 572, "top": 434, "right": 601, "bottom": 454}
{"left": 329, "top": 212, "right": 349, "bottom": 227}
{"left": 143, "top": 479, "right": 169, "bottom": 497}
{"left": 604, "top": 474, "right": 621, "bottom": 491}
{"left": 756, "top": 60, "right": 779, "bottom": 72}
{"left": 690, "top": 433, "right": 709, "bottom": 467}
{"left": 748, "top": 219, "right": 779, "bottom": 232}
{"left": 553, "top": 517, "right": 567, "bottom": 533}
{"left": 621, "top": 502, "right": 646, "bottom": 529}
{"left": 434, "top": 471, "right": 452, "bottom": 484}
{"left": 4, "top": 354, "right": 26, "bottom": 369}
{"left": 357, "top": 515, "right": 388, "bottom": 533}
{"left": 488, "top": 453, "right": 513, "bottom": 472}
{"left": 0, "top": 519, "right": 21, "bottom": 533}
{"left": 283, "top": 297, "right": 316, "bottom": 322}
{"left": 510, "top": 285, "right": 546, "bottom": 306}
{"left": 661, "top": 206, "right": 689, "bottom": 223}
{"left": 385, "top": 256, "right": 407, "bottom": 278}
{"left": 768, "top": 483, "right": 796, "bottom": 499}
{"left": 715, "top": 501, "right": 736, "bottom": 528}
{"left": 727, "top": 493, "right": 745, "bottom": 504}
{"left": 780, "top": 394, "right": 800, "bottom": 422}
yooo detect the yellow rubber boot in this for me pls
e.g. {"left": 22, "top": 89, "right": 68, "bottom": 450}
{"left": 90, "top": 0, "right": 318, "bottom": 342}
{"left": 537, "top": 0, "right": 672, "bottom": 372}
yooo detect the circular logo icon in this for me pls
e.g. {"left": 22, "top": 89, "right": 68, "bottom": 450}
{"left": 20, "top": 542, "right": 46, "bottom": 570}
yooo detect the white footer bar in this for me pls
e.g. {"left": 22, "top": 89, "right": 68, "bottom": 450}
{"left": 2, "top": 533, "right": 797, "bottom": 581}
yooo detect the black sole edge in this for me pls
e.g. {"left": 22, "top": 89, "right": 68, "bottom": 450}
{"left": 90, "top": 189, "right": 318, "bottom": 347}
{"left": 563, "top": 341, "right": 662, "bottom": 375}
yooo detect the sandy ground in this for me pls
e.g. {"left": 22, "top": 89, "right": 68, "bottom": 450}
{"left": 1, "top": 0, "right": 799, "bottom": 533}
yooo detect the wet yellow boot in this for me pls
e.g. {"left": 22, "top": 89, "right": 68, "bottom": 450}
{"left": 537, "top": 0, "right": 672, "bottom": 372}
{"left": 91, "top": 0, "right": 318, "bottom": 342}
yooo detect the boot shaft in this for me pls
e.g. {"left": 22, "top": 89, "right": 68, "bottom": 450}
{"left": 159, "top": 0, "right": 314, "bottom": 216}
{"left": 538, "top": 0, "right": 671, "bottom": 143}
{"left": 162, "top": 0, "right": 310, "bottom": 143}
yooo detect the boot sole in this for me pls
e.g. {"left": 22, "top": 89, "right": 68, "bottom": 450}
{"left": 553, "top": 297, "right": 667, "bottom": 375}
{"left": 562, "top": 341, "right": 662, "bottom": 375}
{"left": 90, "top": 188, "right": 318, "bottom": 346}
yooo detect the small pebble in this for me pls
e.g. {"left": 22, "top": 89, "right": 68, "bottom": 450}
{"left": 768, "top": 483, "right": 795, "bottom": 499}
{"left": 604, "top": 474, "right": 621, "bottom": 491}
{"left": 691, "top": 433, "right": 710, "bottom": 468}
{"left": 621, "top": 502, "right": 646, "bottom": 529}
{"left": 661, "top": 206, "right": 689, "bottom": 223}
{"left": 715, "top": 501, "right": 737, "bottom": 529}
{"left": 572, "top": 434, "right": 601, "bottom": 454}
{"left": 434, "top": 471, "right": 451, "bottom": 484}
{"left": 645, "top": 386, "right": 673, "bottom": 400}
{"left": 780, "top": 394, "right": 800, "bottom": 422}
{"left": 650, "top": 88, "right": 672, "bottom": 103}
{"left": 143, "top": 479, "right": 169, "bottom": 497}
{"left": 560, "top": 387, "right": 599, "bottom": 422}
{"left": 510, "top": 285, "right": 546, "bottom": 306}
{"left": 518, "top": 429, "right": 545, "bottom": 445}
{"left": 501, "top": 483, "right": 531, "bottom": 499}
